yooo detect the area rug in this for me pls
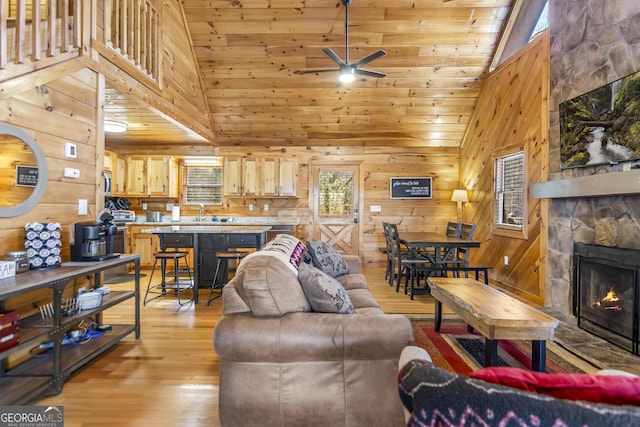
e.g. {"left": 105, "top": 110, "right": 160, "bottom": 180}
{"left": 412, "top": 318, "right": 598, "bottom": 376}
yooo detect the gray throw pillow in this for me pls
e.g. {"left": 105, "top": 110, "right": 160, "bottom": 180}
{"left": 298, "top": 263, "right": 355, "bottom": 314}
{"left": 306, "top": 240, "right": 350, "bottom": 277}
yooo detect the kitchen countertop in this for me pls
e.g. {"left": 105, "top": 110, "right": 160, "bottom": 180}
{"left": 128, "top": 216, "right": 298, "bottom": 226}
{"left": 141, "top": 225, "right": 272, "bottom": 233}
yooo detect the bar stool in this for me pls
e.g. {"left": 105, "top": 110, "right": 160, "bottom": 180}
{"left": 207, "top": 251, "right": 248, "bottom": 305}
{"left": 144, "top": 250, "right": 194, "bottom": 306}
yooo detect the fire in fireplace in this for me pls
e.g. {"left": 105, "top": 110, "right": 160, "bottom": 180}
{"left": 573, "top": 243, "right": 639, "bottom": 355}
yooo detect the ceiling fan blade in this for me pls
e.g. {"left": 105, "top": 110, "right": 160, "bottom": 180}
{"left": 299, "top": 68, "right": 340, "bottom": 74}
{"left": 322, "top": 48, "right": 347, "bottom": 67}
{"left": 354, "top": 68, "right": 386, "bottom": 78}
{"left": 351, "top": 50, "right": 387, "bottom": 68}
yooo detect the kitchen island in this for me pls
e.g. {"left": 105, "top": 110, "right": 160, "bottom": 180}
{"left": 142, "top": 225, "right": 271, "bottom": 303}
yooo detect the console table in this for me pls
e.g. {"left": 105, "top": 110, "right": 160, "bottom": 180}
{"left": 0, "top": 254, "right": 140, "bottom": 405}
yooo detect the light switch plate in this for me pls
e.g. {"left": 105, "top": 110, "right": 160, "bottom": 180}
{"left": 64, "top": 142, "right": 77, "bottom": 159}
{"left": 78, "top": 199, "right": 88, "bottom": 215}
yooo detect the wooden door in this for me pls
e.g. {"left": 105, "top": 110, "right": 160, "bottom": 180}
{"left": 126, "top": 156, "right": 147, "bottom": 196}
{"left": 114, "top": 154, "right": 127, "bottom": 195}
{"left": 147, "top": 156, "right": 170, "bottom": 196}
{"left": 130, "top": 226, "right": 158, "bottom": 267}
{"left": 241, "top": 157, "right": 260, "bottom": 196}
{"left": 311, "top": 163, "right": 361, "bottom": 257}
{"left": 279, "top": 158, "right": 298, "bottom": 197}
{"left": 223, "top": 157, "right": 242, "bottom": 196}
{"left": 262, "top": 157, "right": 279, "bottom": 197}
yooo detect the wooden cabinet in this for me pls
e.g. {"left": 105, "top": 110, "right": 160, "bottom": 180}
{"left": 105, "top": 151, "right": 127, "bottom": 196}
{"left": 223, "top": 157, "right": 260, "bottom": 197}
{"left": 224, "top": 156, "right": 298, "bottom": 197}
{"left": 262, "top": 157, "right": 279, "bottom": 197}
{"left": 113, "top": 154, "right": 127, "bottom": 195}
{"left": 104, "top": 151, "right": 114, "bottom": 171}
{"left": 278, "top": 158, "right": 298, "bottom": 197}
{"left": 129, "top": 225, "right": 159, "bottom": 267}
{"left": 126, "top": 156, "right": 147, "bottom": 196}
{"left": 126, "top": 156, "right": 178, "bottom": 197}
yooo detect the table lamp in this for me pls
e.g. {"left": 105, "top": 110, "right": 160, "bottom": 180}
{"left": 451, "top": 189, "right": 469, "bottom": 223}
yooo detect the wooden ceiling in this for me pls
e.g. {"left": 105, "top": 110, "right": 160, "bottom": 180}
{"left": 108, "top": 0, "right": 514, "bottom": 149}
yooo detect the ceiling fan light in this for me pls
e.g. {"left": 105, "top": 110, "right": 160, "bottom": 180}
{"left": 104, "top": 120, "right": 128, "bottom": 133}
{"left": 339, "top": 69, "right": 356, "bottom": 83}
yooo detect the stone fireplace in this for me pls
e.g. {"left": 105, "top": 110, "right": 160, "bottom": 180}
{"left": 573, "top": 243, "right": 639, "bottom": 354}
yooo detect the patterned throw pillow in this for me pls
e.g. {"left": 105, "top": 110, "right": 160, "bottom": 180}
{"left": 298, "top": 263, "right": 355, "bottom": 314}
{"left": 306, "top": 240, "right": 349, "bottom": 277}
{"left": 398, "top": 359, "right": 640, "bottom": 427}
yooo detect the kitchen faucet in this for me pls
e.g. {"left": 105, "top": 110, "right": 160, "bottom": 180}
{"left": 199, "top": 203, "right": 205, "bottom": 221}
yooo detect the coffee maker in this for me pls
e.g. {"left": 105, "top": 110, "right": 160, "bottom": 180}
{"left": 71, "top": 217, "right": 119, "bottom": 262}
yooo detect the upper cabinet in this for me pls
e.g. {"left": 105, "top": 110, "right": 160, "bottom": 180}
{"left": 278, "top": 158, "right": 297, "bottom": 197}
{"left": 126, "top": 156, "right": 178, "bottom": 197}
{"left": 113, "top": 154, "right": 127, "bottom": 195}
{"left": 104, "top": 151, "right": 127, "bottom": 196}
{"left": 224, "top": 156, "right": 298, "bottom": 197}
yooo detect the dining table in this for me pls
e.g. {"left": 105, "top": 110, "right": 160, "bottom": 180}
{"left": 398, "top": 231, "right": 481, "bottom": 266}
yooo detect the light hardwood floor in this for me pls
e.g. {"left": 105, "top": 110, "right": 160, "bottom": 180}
{"left": 35, "top": 267, "right": 434, "bottom": 427}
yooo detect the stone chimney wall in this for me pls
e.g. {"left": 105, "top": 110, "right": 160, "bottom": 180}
{"left": 547, "top": 1, "right": 640, "bottom": 315}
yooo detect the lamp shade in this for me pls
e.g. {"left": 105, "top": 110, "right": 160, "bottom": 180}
{"left": 451, "top": 189, "right": 469, "bottom": 203}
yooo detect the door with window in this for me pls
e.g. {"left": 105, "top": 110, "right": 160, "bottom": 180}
{"left": 311, "top": 163, "right": 361, "bottom": 256}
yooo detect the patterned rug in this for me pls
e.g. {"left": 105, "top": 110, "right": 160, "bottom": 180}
{"left": 412, "top": 318, "right": 598, "bottom": 376}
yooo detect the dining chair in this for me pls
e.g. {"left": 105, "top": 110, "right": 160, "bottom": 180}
{"left": 388, "top": 224, "right": 430, "bottom": 293}
{"left": 384, "top": 223, "right": 408, "bottom": 286}
{"left": 381, "top": 222, "right": 393, "bottom": 282}
{"left": 445, "top": 221, "right": 462, "bottom": 238}
{"left": 451, "top": 222, "right": 477, "bottom": 276}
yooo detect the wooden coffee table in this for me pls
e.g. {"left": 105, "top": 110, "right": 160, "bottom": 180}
{"left": 427, "top": 277, "right": 560, "bottom": 372}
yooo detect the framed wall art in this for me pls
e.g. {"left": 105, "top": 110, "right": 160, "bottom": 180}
{"left": 560, "top": 69, "right": 640, "bottom": 169}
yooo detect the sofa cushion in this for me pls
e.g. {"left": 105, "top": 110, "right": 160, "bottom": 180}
{"left": 306, "top": 240, "right": 350, "bottom": 277}
{"left": 298, "top": 263, "right": 355, "bottom": 314}
{"left": 347, "top": 288, "right": 381, "bottom": 311}
{"left": 232, "top": 253, "right": 310, "bottom": 317}
{"left": 398, "top": 359, "right": 640, "bottom": 427}
{"left": 471, "top": 366, "right": 640, "bottom": 406}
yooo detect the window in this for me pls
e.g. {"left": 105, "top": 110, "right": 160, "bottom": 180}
{"left": 181, "top": 159, "right": 223, "bottom": 206}
{"left": 318, "top": 170, "right": 354, "bottom": 216}
{"left": 493, "top": 148, "right": 526, "bottom": 237}
{"left": 490, "top": 0, "right": 548, "bottom": 71}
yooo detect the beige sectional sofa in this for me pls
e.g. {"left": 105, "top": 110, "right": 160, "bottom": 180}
{"left": 213, "top": 241, "right": 414, "bottom": 427}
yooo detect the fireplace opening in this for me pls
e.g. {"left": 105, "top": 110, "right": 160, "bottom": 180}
{"left": 573, "top": 243, "right": 639, "bottom": 355}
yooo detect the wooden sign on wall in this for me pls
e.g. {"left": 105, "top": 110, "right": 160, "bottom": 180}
{"left": 390, "top": 177, "right": 432, "bottom": 199}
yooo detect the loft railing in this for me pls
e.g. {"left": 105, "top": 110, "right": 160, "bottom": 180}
{"left": 0, "top": 0, "right": 82, "bottom": 81}
{"left": 101, "top": 0, "right": 161, "bottom": 86}
{"left": 0, "top": 1, "right": 161, "bottom": 88}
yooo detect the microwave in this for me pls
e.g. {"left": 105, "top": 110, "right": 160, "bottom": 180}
{"left": 103, "top": 171, "right": 112, "bottom": 196}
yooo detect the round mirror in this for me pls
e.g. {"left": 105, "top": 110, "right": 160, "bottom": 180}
{"left": 0, "top": 123, "right": 48, "bottom": 217}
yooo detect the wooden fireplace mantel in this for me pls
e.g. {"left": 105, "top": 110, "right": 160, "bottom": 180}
{"left": 530, "top": 169, "right": 640, "bottom": 199}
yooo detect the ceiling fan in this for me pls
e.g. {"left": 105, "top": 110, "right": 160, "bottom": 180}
{"left": 300, "top": 0, "right": 386, "bottom": 83}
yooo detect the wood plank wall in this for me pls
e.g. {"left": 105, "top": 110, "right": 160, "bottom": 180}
{"left": 120, "top": 145, "right": 460, "bottom": 267}
{"left": 459, "top": 31, "right": 550, "bottom": 305}
{"left": 0, "top": 68, "right": 100, "bottom": 320}
{"left": 94, "top": 0, "right": 214, "bottom": 144}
